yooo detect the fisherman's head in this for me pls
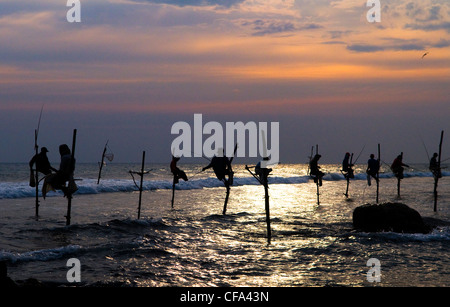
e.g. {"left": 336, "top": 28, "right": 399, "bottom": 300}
{"left": 314, "top": 154, "right": 321, "bottom": 160}
{"left": 41, "top": 147, "right": 49, "bottom": 153}
{"left": 59, "top": 144, "right": 71, "bottom": 156}
{"left": 397, "top": 155, "right": 402, "bottom": 159}
{"left": 370, "top": 154, "right": 375, "bottom": 159}
{"left": 433, "top": 152, "right": 438, "bottom": 157}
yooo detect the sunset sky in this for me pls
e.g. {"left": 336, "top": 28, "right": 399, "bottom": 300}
{"left": 0, "top": 0, "right": 449, "bottom": 164}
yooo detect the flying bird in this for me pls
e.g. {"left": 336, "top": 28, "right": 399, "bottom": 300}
{"left": 421, "top": 52, "right": 429, "bottom": 59}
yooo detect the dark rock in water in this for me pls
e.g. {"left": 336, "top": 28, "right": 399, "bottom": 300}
{"left": 422, "top": 217, "right": 450, "bottom": 229}
{"left": 353, "top": 203, "right": 430, "bottom": 234}
{"left": 0, "top": 261, "right": 18, "bottom": 288}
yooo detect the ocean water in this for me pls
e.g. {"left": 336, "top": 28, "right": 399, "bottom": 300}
{"left": 0, "top": 162, "right": 449, "bottom": 287}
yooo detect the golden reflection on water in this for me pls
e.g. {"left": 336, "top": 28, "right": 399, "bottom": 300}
{"left": 106, "top": 171, "right": 445, "bottom": 286}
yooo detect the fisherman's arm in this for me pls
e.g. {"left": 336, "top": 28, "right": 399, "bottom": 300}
{"left": 202, "top": 162, "right": 213, "bottom": 171}
{"left": 29, "top": 156, "right": 36, "bottom": 169}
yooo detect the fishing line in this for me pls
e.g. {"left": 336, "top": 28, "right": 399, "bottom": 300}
{"left": 353, "top": 144, "right": 366, "bottom": 164}
{"left": 188, "top": 169, "right": 204, "bottom": 180}
{"left": 419, "top": 135, "right": 431, "bottom": 161}
{"left": 35, "top": 104, "right": 44, "bottom": 143}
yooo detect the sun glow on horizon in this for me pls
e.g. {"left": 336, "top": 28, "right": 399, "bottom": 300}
{"left": 0, "top": 0, "right": 449, "bottom": 115}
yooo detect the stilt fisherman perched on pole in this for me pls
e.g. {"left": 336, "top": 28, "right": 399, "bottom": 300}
{"left": 245, "top": 130, "right": 274, "bottom": 244}
{"left": 309, "top": 145, "right": 324, "bottom": 206}
{"left": 341, "top": 145, "right": 364, "bottom": 199}
{"left": 391, "top": 152, "right": 409, "bottom": 197}
{"left": 29, "top": 146, "right": 57, "bottom": 216}
{"left": 366, "top": 145, "right": 381, "bottom": 203}
{"left": 341, "top": 152, "right": 354, "bottom": 198}
{"left": 245, "top": 157, "right": 273, "bottom": 244}
{"left": 41, "top": 129, "right": 78, "bottom": 225}
{"left": 202, "top": 144, "right": 237, "bottom": 215}
{"left": 431, "top": 131, "right": 444, "bottom": 212}
{"left": 170, "top": 155, "right": 188, "bottom": 208}
{"left": 29, "top": 105, "right": 52, "bottom": 219}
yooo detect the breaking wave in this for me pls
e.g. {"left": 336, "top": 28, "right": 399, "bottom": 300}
{"left": 1, "top": 171, "right": 448, "bottom": 199}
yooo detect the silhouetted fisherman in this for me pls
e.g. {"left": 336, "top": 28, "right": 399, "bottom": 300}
{"left": 255, "top": 157, "right": 272, "bottom": 185}
{"left": 202, "top": 149, "right": 233, "bottom": 187}
{"left": 342, "top": 152, "right": 354, "bottom": 179}
{"left": 43, "top": 144, "right": 76, "bottom": 198}
{"left": 245, "top": 156, "right": 273, "bottom": 243}
{"left": 366, "top": 154, "right": 380, "bottom": 186}
{"left": 170, "top": 156, "right": 188, "bottom": 184}
{"left": 202, "top": 147, "right": 235, "bottom": 214}
{"left": 170, "top": 155, "right": 188, "bottom": 208}
{"left": 309, "top": 154, "right": 324, "bottom": 186}
{"left": 391, "top": 154, "right": 409, "bottom": 179}
{"left": 429, "top": 152, "right": 442, "bottom": 178}
{"left": 29, "top": 147, "right": 57, "bottom": 176}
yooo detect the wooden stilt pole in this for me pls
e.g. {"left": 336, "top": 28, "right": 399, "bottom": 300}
{"left": 245, "top": 165, "right": 271, "bottom": 244}
{"left": 397, "top": 152, "right": 403, "bottom": 197}
{"left": 376, "top": 143, "right": 380, "bottom": 204}
{"left": 128, "top": 151, "right": 150, "bottom": 218}
{"left": 345, "top": 178, "right": 350, "bottom": 198}
{"left": 316, "top": 144, "right": 320, "bottom": 206}
{"left": 433, "top": 176, "right": 438, "bottom": 212}
{"left": 33, "top": 105, "right": 44, "bottom": 220}
{"left": 316, "top": 181, "right": 320, "bottom": 206}
{"left": 137, "top": 151, "right": 146, "bottom": 219}
{"left": 222, "top": 144, "right": 238, "bottom": 215}
{"left": 34, "top": 130, "right": 40, "bottom": 219}
{"left": 261, "top": 131, "right": 271, "bottom": 243}
{"left": 97, "top": 141, "right": 108, "bottom": 184}
{"left": 171, "top": 179, "right": 176, "bottom": 209}
{"left": 434, "top": 131, "right": 444, "bottom": 212}
{"left": 66, "top": 129, "right": 77, "bottom": 226}
{"left": 223, "top": 183, "right": 230, "bottom": 215}
{"left": 263, "top": 181, "right": 271, "bottom": 244}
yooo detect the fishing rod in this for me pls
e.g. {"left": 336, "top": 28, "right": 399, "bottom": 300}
{"left": 352, "top": 144, "right": 366, "bottom": 164}
{"left": 380, "top": 159, "right": 391, "bottom": 170}
{"left": 97, "top": 140, "right": 109, "bottom": 184}
{"left": 419, "top": 135, "right": 431, "bottom": 161}
{"left": 35, "top": 104, "right": 44, "bottom": 147}
{"left": 245, "top": 165, "right": 262, "bottom": 184}
{"left": 440, "top": 157, "right": 450, "bottom": 163}
{"left": 188, "top": 169, "right": 205, "bottom": 180}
